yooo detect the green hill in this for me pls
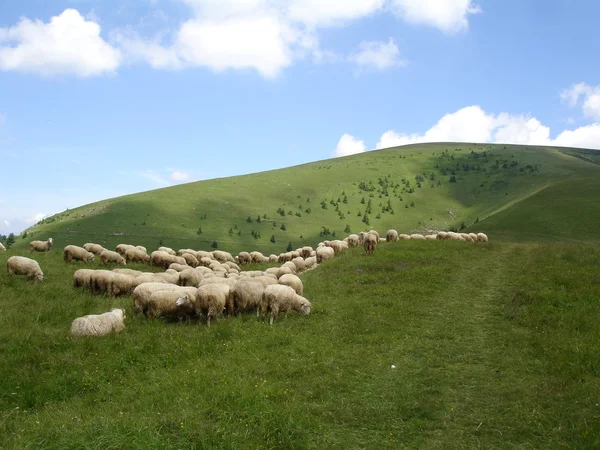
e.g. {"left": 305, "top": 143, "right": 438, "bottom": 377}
{"left": 15, "top": 143, "right": 600, "bottom": 252}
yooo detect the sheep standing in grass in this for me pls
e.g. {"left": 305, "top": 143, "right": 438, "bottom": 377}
{"left": 132, "top": 283, "right": 183, "bottom": 313}
{"left": 399, "top": 234, "right": 411, "bottom": 240}
{"left": 231, "top": 280, "right": 265, "bottom": 316}
{"left": 113, "top": 268, "right": 143, "bottom": 277}
{"left": 386, "top": 229, "right": 399, "bottom": 242}
{"left": 29, "top": 238, "right": 53, "bottom": 253}
{"left": 100, "top": 250, "right": 127, "bottom": 265}
{"left": 181, "top": 253, "right": 199, "bottom": 267}
{"left": 64, "top": 245, "right": 95, "bottom": 264}
{"left": 7, "top": 256, "right": 44, "bottom": 281}
{"left": 477, "top": 233, "right": 488, "bottom": 243}
{"left": 70, "top": 309, "right": 126, "bottom": 337}
{"left": 158, "top": 246, "right": 177, "bottom": 256}
{"left": 179, "top": 268, "right": 204, "bottom": 287}
{"left": 83, "top": 243, "right": 105, "bottom": 255}
{"left": 278, "top": 274, "right": 303, "bottom": 296}
{"left": 124, "top": 247, "right": 150, "bottom": 264}
{"left": 436, "top": 232, "right": 448, "bottom": 240}
{"left": 363, "top": 233, "right": 377, "bottom": 255}
{"left": 347, "top": 234, "right": 359, "bottom": 247}
{"left": 316, "top": 246, "right": 335, "bottom": 264}
{"left": 146, "top": 290, "right": 196, "bottom": 320}
{"left": 195, "top": 284, "right": 232, "bottom": 326}
{"left": 263, "top": 284, "right": 311, "bottom": 325}
{"left": 73, "top": 269, "right": 94, "bottom": 288}
{"left": 116, "top": 244, "right": 135, "bottom": 255}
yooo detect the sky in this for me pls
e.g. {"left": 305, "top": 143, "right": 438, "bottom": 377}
{"left": 1, "top": 0, "right": 599, "bottom": 234}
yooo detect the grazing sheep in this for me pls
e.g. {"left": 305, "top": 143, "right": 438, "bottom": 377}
{"left": 100, "top": 250, "right": 127, "bottom": 265}
{"left": 158, "top": 246, "right": 176, "bottom": 256}
{"left": 364, "top": 233, "right": 377, "bottom": 255}
{"left": 326, "top": 240, "right": 346, "bottom": 255}
{"left": 181, "top": 252, "right": 199, "bottom": 267}
{"left": 379, "top": 238, "right": 387, "bottom": 243}
{"left": 263, "top": 284, "right": 311, "bottom": 325}
{"left": 425, "top": 235, "right": 437, "bottom": 240}
{"left": 70, "top": 308, "right": 126, "bottom": 337}
{"left": 93, "top": 271, "right": 135, "bottom": 297}
{"left": 268, "top": 254, "right": 278, "bottom": 263}
{"left": 124, "top": 248, "right": 150, "bottom": 264}
{"left": 224, "top": 261, "right": 240, "bottom": 271}
{"left": 150, "top": 251, "right": 186, "bottom": 269}
{"left": 409, "top": 234, "right": 425, "bottom": 240}
{"left": 316, "top": 246, "right": 335, "bottom": 264}
{"left": 232, "top": 280, "right": 265, "bottom": 316}
{"left": 64, "top": 245, "right": 95, "bottom": 264}
{"left": 368, "top": 230, "right": 380, "bottom": 240}
{"left": 179, "top": 268, "right": 204, "bottom": 287}
{"left": 136, "top": 245, "right": 147, "bottom": 253}
{"left": 347, "top": 234, "right": 359, "bottom": 247}
{"left": 7, "top": 256, "right": 44, "bottom": 281}
{"left": 213, "top": 250, "right": 234, "bottom": 263}
{"left": 386, "top": 229, "right": 399, "bottom": 242}
{"left": 132, "top": 282, "right": 184, "bottom": 313}
{"left": 291, "top": 257, "right": 306, "bottom": 273}
{"left": 74, "top": 269, "right": 95, "bottom": 288}
{"left": 299, "top": 246, "right": 312, "bottom": 258}
{"left": 29, "top": 238, "right": 53, "bottom": 253}
{"left": 399, "top": 234, "right": 411, "bottom": 240}
{"left": 469, "top": 233, "right": 478, "bottom": 242}
{"left": 146, "top": 290, "right": 196, "bottom": 320}
{"left": 249, "top": 251, "right": 265, "bottom": 263}
{"left": 304, "top": 256, "right": 317, "bottom": 270}
{"left": 0, "top": 242, "right": 5, "bottom": 251}
{"left": 436, "top": 232, "right": 448, "bottom": 240}
{"left": 83, "top": 243, "right": 105, "bottom": 255}
{"left": 281, "top": 261, "right": 298, "bottom": 274}
{"left": 115, "top": 244, "right": 135, "bottom": 255}
{"left": 112, "top": 268, "right": 143, "bottom": 277}
{"left": 477, "top": 232, "right": 489, "bottom": 243}
{"left": 278, "top": 273, "right": 303, "bottom": 296}
{"left": 196, "top": 251, "right": 213, "bottom": 260}
{"left": 195, "top": 284, "right": 232, "bottom": 326}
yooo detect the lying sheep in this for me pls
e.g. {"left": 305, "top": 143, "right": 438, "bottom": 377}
{"left": 116, "top": 244, "right": 135, "bottom": 255}
{"left": 364, "top": 233, "right": 377, "bottom": 255}
{"left": 195, "top": 284, "right": 232, "bottom": 326}
{"left": 70, "top": 308, "right": 126, "bottom": 337}
{"left": 232, "top": 280, "right": 265, "bottom": 316}
{"left": 7, "top": 256, "right": 44, "bottom": 281}
{"left": 83, "top": 243, "right": 105, "bottom": 255}
{"left": 278, "top": 273, "right": 303, "bottom": 296}
{"left": 316, "top": 246, "right": 335, "bottom": 264}
{"left": 64, "top": 245, "right": 95, "bottom": 264}
{"left": 386, "top": 229, "right": 399, "bottom": 242}
{"left": 29, "top": 238, "right": 53, "bottom": 253}
{"left": 125, "top": 247, "right": 150, "bottom": 264}
{"left": 146, "top": 290, "right": 196, "bottom": 320}
{"left": 263, "top": 284, "right": 311, "bottom": 325}
{"left": 100, "top": 250, "right": 127, "bottom": 265}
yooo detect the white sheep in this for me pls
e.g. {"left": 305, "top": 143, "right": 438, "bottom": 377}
{"left": 73, "top": 269, "right": 95, "bottom": 288}
{"left": 7, "top": 256, "right": 44, "bottom": 281}
{"left": 346, "top": 234, "right": 359, "bottom": 247}
{"left": 477, "top": 232, "right": 488, "bottom": 243}
{"left": 281, "top": 261, "right": 298, "bottom": 274}
{"left": 115, "top": 244, "right": 135, "bottom": 255}
{"left": 304, "top": 256, "right": 317, "bottom": 270}
{"left": 64, "top": 245, "right": 95, "bottom": 264}
{"left": 100, "top": 250, "right": 127, "bottom": 265}
{"left": 179, "top": 268, "right": 205, "bottom": 287}
{"left": 146, "top": 290, "right": 197, "bottom": 320}
{"left": 300, "top": 246, "right": 313, "bottom": 258}
{"left": 125, "top": 247, "right": 150, "bottom": 264}
{"left": 112, "top": 268, "right": 143, "bottom": 277}
{"left": 410, "top": 234, "right": 426, "bottom": 240}
{"left": 195, "top": 284, "right": 232, "bottom": 326}
{"left": 29, "top": 238, "right": 53, "bottom": 253}
{"left": 436, "top": 232, "right": 448, "bottom": 240}
{"left": 425, "top": 235, "right": 437, "bottom": 240}
{"left": 268, "top": 254, "right": 278, "bottom": 263}
{"left": 399, "top": 234, "right": 411, "bottom": 240}
{"left": 316, "top": 246, "right": 335, "bottom": 264}
{"left": 70, "top": 308, "right": 126, "bottom": 337}
{"left": 83, "top": 243, "right": 105, "bottom": 255}
{"left": 158, "top": 246, "right": 176, "bottom": 256}
{"left": 278, "top": 273, "right": 303, "bottom": 296}
{"left": 363, "top": 233, "right": 377, "bottom": 255}
{"left": 291, "top": 257, "right": 306, "bottom": 273}
{"left": 93, "top": 271, "right": 135, "bottom": 297}
{"left": 386, "top": 229, "right": 399, "bottom": 242}
{"left": 263, "top": 284, "right": 311, "bottom": 325}
{"left": 231, "top": 280, "right": 265, "bottom": 316}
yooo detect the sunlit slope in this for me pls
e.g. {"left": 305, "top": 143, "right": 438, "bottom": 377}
{"left": 18, "top": 143, "right": 600, "bottom": 252}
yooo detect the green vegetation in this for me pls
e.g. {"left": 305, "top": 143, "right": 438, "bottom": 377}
{"left": 1, "top": 142, "right": 599, "bottom": 447}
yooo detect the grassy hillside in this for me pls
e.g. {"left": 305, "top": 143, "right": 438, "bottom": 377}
{"left": 14, "top": 143, "right": 600, "bottom": 253}
{"left": 0, "top": 239, "right": 598, "bottom": 448}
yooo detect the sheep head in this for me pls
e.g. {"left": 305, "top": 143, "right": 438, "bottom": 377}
{"left": 175, "top": 295, "right": 191, "bottom": 307}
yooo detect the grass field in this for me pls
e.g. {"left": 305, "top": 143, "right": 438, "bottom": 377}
{"left": 1, "top": 142, "right": 599, "bottom": 448}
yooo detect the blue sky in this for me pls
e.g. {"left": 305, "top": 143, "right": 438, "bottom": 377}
{"left": 1, "top": 0, "right": 599, "bottom": 234}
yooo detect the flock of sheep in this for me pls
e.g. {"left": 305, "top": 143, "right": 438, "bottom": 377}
{"left": 4, "top": 229, "right": 488, "bottom": 337}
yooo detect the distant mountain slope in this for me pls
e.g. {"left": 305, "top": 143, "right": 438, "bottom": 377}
{"left": 17, "top": 143, "right": 600, "bottom": 252}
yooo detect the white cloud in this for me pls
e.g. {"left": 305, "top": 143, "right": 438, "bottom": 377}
{"left": 0, "top": 9, "right": 121, "bottom": 77}
{"left": 140, "top": 170, "right": 171, "bottom": 187}
{"left": 388, "top": 0, "right": 481, "bottom": 33}
{"left": 170, "top": 171, "right": 190, "bottom": 182}
{"left": 334, "top": 133, "right": 367, "bottom": 157}
{"left": 3, "top": 220, "right": 9, "bottom": 227}
{"left": 561, "top": 83, "right": 600, "bottom": 121}
{"left": 375, "top": 105, "right": 600, "bottom": 151}
{"left": 287, "top": 0, "right": 385, "bottom": 27}
{"left": 25, "top": 213, "right": 47, "bottom": 224}
{"left": 349, "top": 38, "right": 405, "bottom": 71}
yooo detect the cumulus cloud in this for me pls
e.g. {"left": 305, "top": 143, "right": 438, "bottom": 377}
{"left": 389, "top": 0, "right": 481, "bottom": 33}
{"left": 25, "top": 213, "right": 47, "bottom": 224}
{"left": 561, "top": 83, "right": 600, "bottom": 121}
{"left": 334, "top": 134, "right": 367, "bottom": 157}
{"left": 170, "top": 171, "right": 190, "bottom": 182}
{"left": 0, "top": 9, "right": 121, "bottom": 77}
{"left": 349, "top": 38, "right": 405, "bottom": 71}
{"left": 375, "top": 105, "right": 600, "bottom": 150}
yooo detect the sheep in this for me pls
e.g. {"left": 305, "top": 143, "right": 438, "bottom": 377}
{"left": 150, "top": 251, "right": 186, "bottom": 269}
{"left": 200, "top": 257, "right": 213, "bottom": 267}
{"left": 399, "top": 234, "right": 411, "bottom": 240}
{"left": 167, "top": 263, "right": 189, "bottom": 272}
{"left": 146, "top": 290, "right": 197, "bottom": 320}
{"left": 316, "top": 246, "right": 335, "bottom": 264}
{"left": 195, "top": 284, "right": 232, "bottom": 326}
{"left": 0, "top": 242, "right": 5, "bottom": 251}
{"left": 93, "top": 272, "right": 135, "bottom": 297}
{"left": 268, "top": 254, "right": 278, "bottom": 263}
{"left": 368, "top": 230, "right": 380, "bottom": 240}
{"left": 278, "top": 274, "right": 303, "bottom": 296}
{"left": 469, "top": 233, "right": 479, "bottom": 242}
{"left": 224, "top": 261, "right": 240, "bottom": 271}
{"left": 132, "top": 282, "right": 184, "bottom": 313}
{"left": 386, "top": 229, "right": 399, "bottom": 242}
{"left": 304, "top": 256, "right": 317, "bottom": 270}
{"left": 325, "top": 240, "right": 345, "bottom": 255}
{"left": 364, "top": 233, "right": 377, "bottom": 255}
{"left": 64, "top": 245, "right": 95, "bottom": 264}
{"left": 136, "top": 245, "right": 147, "bottom": 253}
{"left": 410, "top": 234, "right": 425, "bottom": 240}
{"left": 249, "top": 251, "right": 265, "bottom": 263}
{"left": 231, "top": 280, "right": 265, "bottom": 316}
{"left": 29, "top": 238, "right": 53, "bottom": 253}
{"left": 291, "top": 257, "right": 306, "bottom": 273}
{"left": 179, "top": 268, "right": 204, "bottom": 287}
{"left": 196, "top": 251, "right": 213, "bottom": 260}
{"left": 252, "top": 276, "right": 279, "bottom": 288}
{"left": 213, "top": 250, "right": 234, "bottom": 263}
{"left": 181, "top": 252, "right": 199, "bottom": 267}
{"left": 74, "top": 269, "right": 95, "bottom": 288}
{"left": 112, "top": 268, "right": 143, "bottom": 277}
{"left": 7, "top": 256, "right": 44, "bottom": 281}
{"left": 379, "top": 238, "right": 387, "bottom": 243}
{"left": 425, "top": 235, "right": 437, "bottom": 240}
{"left": 158, "top": 246, "right": 176, "bottom": 256}
{"left": 477, "top": 232, "right": 489, "bottom": 243}
{"left": 151, "top": 272, "right": 180, "bottom": 284}
{"left": 278, "top": 252, "right": 292, "bottom": 263}
{"left": 125, "top": 248, "right": 150, "bottom": 264}
{"left": 70, "top": 308, "right": 126, "bottom": 337}
{"left": 436, "top": 232, "right": 448, "bottom": 240}
{"left": 116, "top": 244, "right": 135, "bottom": 255}
{"left": 83, "top": 243, "right": 105, "bottom": 255}
{"left": 100, "top": 250, "right": 127, "bottom": 265}
{"left": 281, "top": 261, "right": 298, "bottom": 274}
{"left": 263, "top": 284, "right": 311, "bottom": 325}
{"left": 347, "top": 234, "right": 359, "bottom": 247}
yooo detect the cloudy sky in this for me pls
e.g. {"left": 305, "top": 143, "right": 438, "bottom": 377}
{"left": 1, "top": 0, "right": 599, "bottom": 234}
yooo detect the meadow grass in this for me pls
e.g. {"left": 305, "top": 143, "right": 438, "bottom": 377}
{"left": 1, "top": 239, "right": 598, "bottom": 449}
